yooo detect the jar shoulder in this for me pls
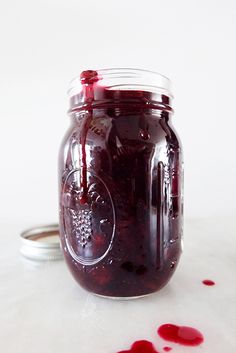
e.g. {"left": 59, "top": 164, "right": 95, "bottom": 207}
{"left": 59, "top": 113, "right": 182, "bottom": 173}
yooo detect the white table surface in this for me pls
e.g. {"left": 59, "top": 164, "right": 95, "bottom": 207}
{"left": 1, "top": 218, "right": 235, "bottom": 353}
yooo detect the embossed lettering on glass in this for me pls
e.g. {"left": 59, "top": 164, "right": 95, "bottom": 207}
{"left": 58, "top": 69, "right": 183, "bottom": 298}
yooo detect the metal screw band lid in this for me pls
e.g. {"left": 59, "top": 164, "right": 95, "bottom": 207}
{"left": 20, "top": 224, "right": 63, "bottom": 261}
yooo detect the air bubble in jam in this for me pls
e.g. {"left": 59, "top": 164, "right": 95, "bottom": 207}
{"left": 169, "top": 237, "right": 178, "bottom": 244}
{"left": 99, "top": 218, "right": 111, "bottom": 233}
{"left": 170, "top": 260, "right": 177, "bottom": 269}
{"left": 139, "top": 129, "right": 150, "bottom": 140}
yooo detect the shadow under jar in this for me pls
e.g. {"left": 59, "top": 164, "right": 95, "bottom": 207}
{"left": 58, "top": 68, "right": 183, "bottom": 298}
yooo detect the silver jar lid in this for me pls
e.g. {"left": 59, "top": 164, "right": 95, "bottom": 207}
{"left": 20, "top": 224, "right": 63, "bottom": 261}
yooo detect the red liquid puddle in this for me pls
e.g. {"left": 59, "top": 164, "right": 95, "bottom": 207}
{"left": 117, "top": 340, "right": 159, "bottom": 353}
{"left": 158, "top": 324, "right": 204, "bottom": 346}
{"left": 202, "top": 279, "right": 215, "bottom": 286}
{"left": 163, "top": 347, "right": 172, "bottom": 352}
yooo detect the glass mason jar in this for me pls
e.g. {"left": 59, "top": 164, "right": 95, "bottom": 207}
{"left": 59, "top": 68, "right": 183, "bottom": 298}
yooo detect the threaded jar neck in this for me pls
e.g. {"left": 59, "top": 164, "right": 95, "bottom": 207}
{"left": 68, "top": 68, "right": 173, "bottom": 113}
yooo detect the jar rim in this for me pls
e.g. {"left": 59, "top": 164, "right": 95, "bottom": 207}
{"left": 68, "top": 68, "right": 173, "bottom": 99}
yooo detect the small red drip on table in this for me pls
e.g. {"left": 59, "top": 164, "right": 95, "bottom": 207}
{"left": 202, "top": 279, "right": 215, "bottom": 286}
{"left": 157, "top": 324, "right": 204, "bottom": 346}
{"left": 117, "top": 340, "right": 159, "bottom": 353}
{"left": 163, "top": 347, "right": 172, "bottom": 352}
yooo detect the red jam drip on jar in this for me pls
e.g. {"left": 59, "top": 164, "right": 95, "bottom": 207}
{"left": 163, "top": 347, "right": 172, "bottom": 352}
{"left": 79, "top": 70, "right": 99, "bottom": 204}
{"left": 202, "top": 279, "right": 215, "bottom": 286}
{"left": 80, "top": 70, "right": 99, "bottom": 84}
{"left": 157, "top": 324, "right": 204, "bottom": 346}
{"left": 117, "top": 340, "right": 159, "bottom": 353}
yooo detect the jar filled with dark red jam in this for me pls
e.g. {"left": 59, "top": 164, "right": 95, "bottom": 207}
{"left": 59, "top": 68, "right": 183, "bottom": 298}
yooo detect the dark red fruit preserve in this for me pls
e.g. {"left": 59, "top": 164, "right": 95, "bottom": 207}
{"left": 59, "top": 68, "right": 184, "bottom": 298}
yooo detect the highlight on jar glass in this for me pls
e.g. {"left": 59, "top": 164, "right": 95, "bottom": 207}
{"left": 58, "top": 68, "right": 184, "bottom": 298}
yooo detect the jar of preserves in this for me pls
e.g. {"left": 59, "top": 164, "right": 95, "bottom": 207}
{"left": 59, "top": 68, "right": 183, "bottom": 298}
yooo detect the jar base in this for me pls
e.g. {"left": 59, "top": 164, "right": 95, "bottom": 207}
{"left": 92, "top": 291, "right": 155, "bottom": 300}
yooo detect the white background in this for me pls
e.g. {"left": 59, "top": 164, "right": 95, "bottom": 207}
{"left": 1, "top": 2, "right": 236, "bottom": 353}
{"left": 0, "top": 0, "right": 235, "bottom": 225}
